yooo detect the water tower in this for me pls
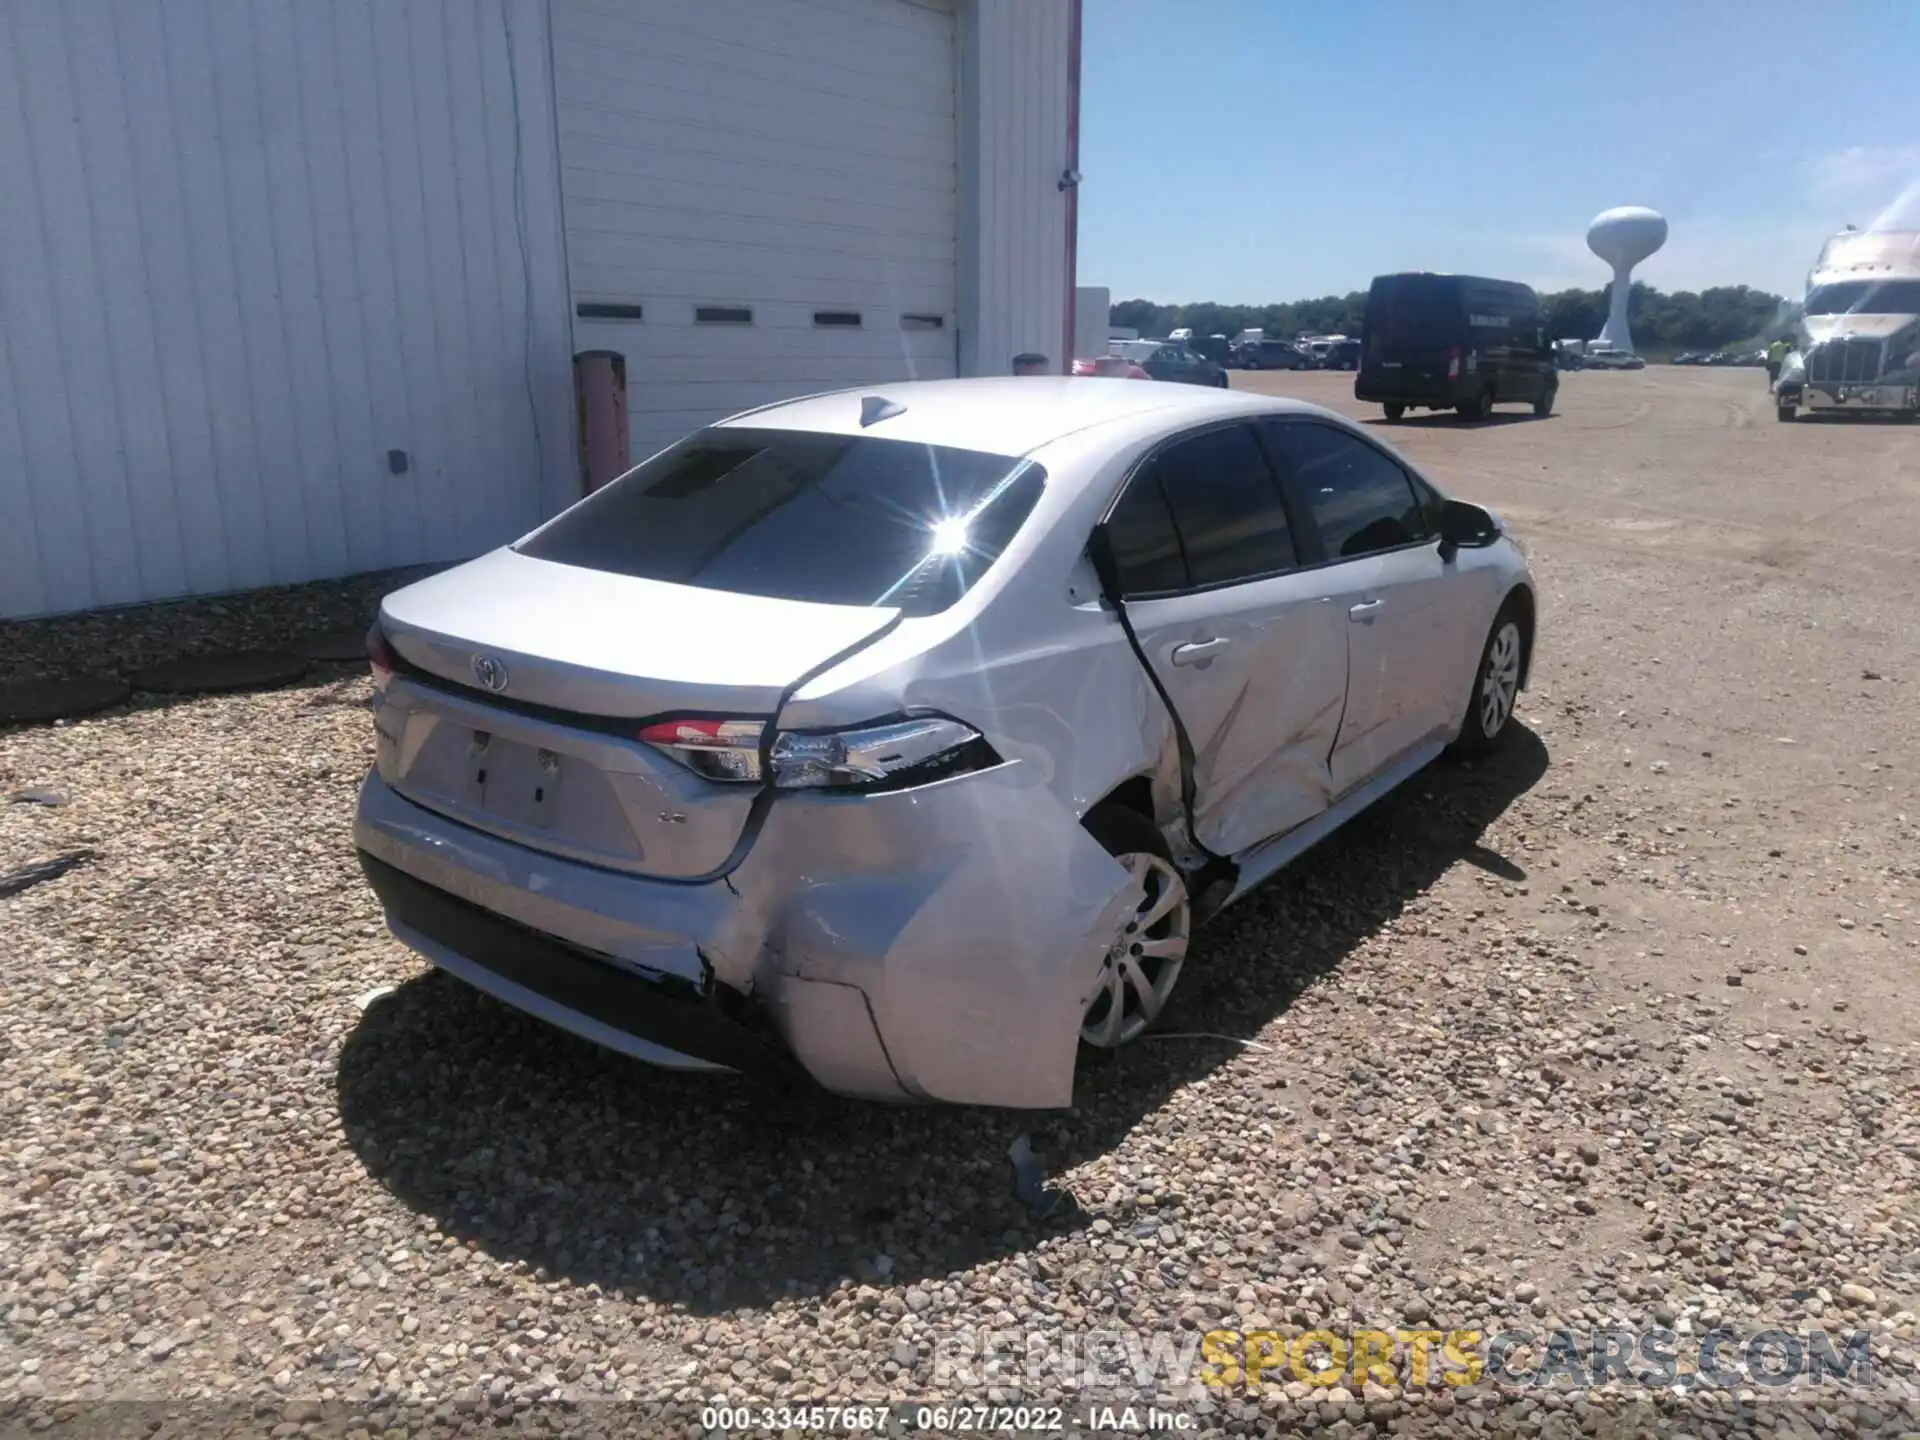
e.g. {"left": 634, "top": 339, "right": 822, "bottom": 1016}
{"left": 1586, "top": 206, "right": 1668, "bottom": 353}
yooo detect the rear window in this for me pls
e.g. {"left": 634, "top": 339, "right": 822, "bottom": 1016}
{"left": 1365, "top": 276, "right": 1464, "bottom": 347}
{"left": 515, "top": 429, "right": 1045, "bottom": 617}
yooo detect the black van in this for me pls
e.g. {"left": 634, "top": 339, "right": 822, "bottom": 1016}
{"left": 1356, "top": 273, "right": 1557, "bottom": 421}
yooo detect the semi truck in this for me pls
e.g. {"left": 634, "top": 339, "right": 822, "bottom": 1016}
{"left": 1775, "top": 227, "right": 1920, "bottom": 423}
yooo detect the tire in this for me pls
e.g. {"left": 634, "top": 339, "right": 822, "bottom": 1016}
{"left": 1451, "top": 601, "right": 1527, "bottom": 755}
{"left": 1383, "top": 402, "right": 1406, "bottom": 421}
{"left": 1457, "top": 389, "right": 1492, "bottom": 422}
{"left": 1077, "top": 805, "right": 1191, "bottom": 1051}
{"left": 1533, "top": 382, "right": 1556, "bottom": 418}
{"left": 1776, "top": 404, "right": 1798, "bottom": 423}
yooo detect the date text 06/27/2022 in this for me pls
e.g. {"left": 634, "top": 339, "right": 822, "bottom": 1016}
{"left": 699, "top": 1403, "right": 1199, "bottom": 1432}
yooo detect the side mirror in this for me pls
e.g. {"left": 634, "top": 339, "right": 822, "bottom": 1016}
{"left": 1436, "top": 498, "right": 1498, "bottom": 560}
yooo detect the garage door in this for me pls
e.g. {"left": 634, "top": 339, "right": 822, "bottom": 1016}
{"left": 551, "top": 0, "right": 958, "bottom": 463}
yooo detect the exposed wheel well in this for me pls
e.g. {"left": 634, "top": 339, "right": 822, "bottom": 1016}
{"left": 1083, "top": 775, "right": 1156, "bottom": 829}
{"left": 1504, "top": 584, "right": 1537, "bottom": 690}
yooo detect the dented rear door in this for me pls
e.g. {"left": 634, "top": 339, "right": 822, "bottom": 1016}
{"left": 1102, "top": 423, "right": 1348, "bottom": 857}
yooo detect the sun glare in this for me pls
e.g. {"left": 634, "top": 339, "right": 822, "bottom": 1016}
{"left": 928, "top": 515, "right": 972, "bottom": 557}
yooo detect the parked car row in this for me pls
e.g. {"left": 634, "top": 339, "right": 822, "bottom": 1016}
{"left": 1229, "top": 335, "right": 1361, "bottom": 372}
{"left": 1580, "top": 345, "right": 1647, "bottom": 371}
{"left": 1091, "top": 340, "right": 1230, "bottom": 387}
{"left": 1234, "top": 338, "right": 1311, "bottom": 371}
{"left": 1671, "top": 349, "right": 1767, "bottom": 367}
{"left": 1114, "top": 333, "right": 1366, "bottom": 373}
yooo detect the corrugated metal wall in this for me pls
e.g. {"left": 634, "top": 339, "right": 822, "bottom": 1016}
{"left": 957, "top": 0, "right": 1074, "bottom": 379}
{"left": 0, "top": 0, "right": 577, "bottom": 620}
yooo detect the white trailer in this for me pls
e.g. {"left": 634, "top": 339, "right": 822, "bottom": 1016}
{"left": 1074, "top": 287, "right": 1112, "bottom": 361}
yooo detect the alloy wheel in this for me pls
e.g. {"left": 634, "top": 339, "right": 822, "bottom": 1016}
{"left": 1080, "top": 852, "right": 1191, "bottom": 1048}
{"left": 1479, "top": 620, "right": 1522, "bottom": 738}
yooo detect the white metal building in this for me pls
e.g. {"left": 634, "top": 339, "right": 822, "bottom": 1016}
{"left": 0, "top": 0, "right": 1080, "bottom": 620}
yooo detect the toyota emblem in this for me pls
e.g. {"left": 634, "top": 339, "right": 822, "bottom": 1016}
{"left": 472, "top": 654, "right": 509, "bottom": 692}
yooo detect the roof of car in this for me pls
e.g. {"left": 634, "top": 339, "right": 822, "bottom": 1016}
{"left": 714, "top": 376, "right": 1315, "bottom": 456}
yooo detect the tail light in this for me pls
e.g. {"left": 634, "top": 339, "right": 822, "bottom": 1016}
{"left": 637, "top": 714, "right": 996, "bottom": 792}
{"left": 367, "top": 624, "right": 397, "bottom": 693}
{"left": 1447, "top": 346, "right": 1462, "bottom": 380}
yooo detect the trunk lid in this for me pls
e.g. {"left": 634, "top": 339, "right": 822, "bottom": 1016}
{"left": 372, "top": 548, "right": 899, "bottom": 879}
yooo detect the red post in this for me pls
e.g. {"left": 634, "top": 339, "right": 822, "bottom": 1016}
{"left": 574, "top": 350, "right": 629, "bottom": 495}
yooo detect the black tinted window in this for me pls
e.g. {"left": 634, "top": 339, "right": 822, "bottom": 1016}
{"left": 1266, "top": 422, "right": 1429, "bottom": 559}
{"left": 516, "top": 428, "right": 1044, "bottom": 617}
{"left": 1365, "top": 276, "right": 1462, "bottom": 347}
{"left": 1155, "top": 425, "right": 1295, "bottom": 586}
{"left": 1104, "top": 472, "right": 1188, "bottom": 596}
{"left": 1406, "top": 471, "right": 1446, "bottom": 535}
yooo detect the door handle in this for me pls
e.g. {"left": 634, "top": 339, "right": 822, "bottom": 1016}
{"left": 1170, "top": 638, "right": 1231, "bottom": 667}
{"left": 1348, "top": 599, "right": 1385, "bottom": 623}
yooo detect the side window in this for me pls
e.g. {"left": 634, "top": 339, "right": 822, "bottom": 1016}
{"left": 1265, "top": 422, "right": 1430, "bottom": 560}
{"left": 1155, "top": 424, "right": 1297, "bottom": 586}
{"left": 1104, "top": 471, "right": 1188, "bottom": 596}
{"left": 1406, "top": 471, "right": 1446, "bottom": 536}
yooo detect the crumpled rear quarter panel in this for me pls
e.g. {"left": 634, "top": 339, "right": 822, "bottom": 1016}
{"left": 748, "top": 760, "right": 1140, "bottom": 1110}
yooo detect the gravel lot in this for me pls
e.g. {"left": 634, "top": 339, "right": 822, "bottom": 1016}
{"left": 4, "top": 366, "right": 1918, "bottom": 1435}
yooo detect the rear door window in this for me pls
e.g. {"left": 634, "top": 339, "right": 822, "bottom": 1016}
{"left": 1104, "top": 470, "right": 1189, "bottom": 597}
{"left": 515, "top": 429, "right": 1045, "bottom": 617}
{"left": 1264, "top": 422, "right": 1431, "bottom": 560}
{"left": 1153, "top": 424, "right": 1297, "bottom": 586}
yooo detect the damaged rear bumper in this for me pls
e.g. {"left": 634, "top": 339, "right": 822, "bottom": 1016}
{"left": 358, "top": 851, "right": 804, "bottom": 1081}
{"left": 353, "top": 765, "right": 1137, "bottom": 1109}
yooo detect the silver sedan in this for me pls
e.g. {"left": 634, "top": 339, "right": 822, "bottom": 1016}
{"left": 355, "top": 378, "right": 1537, "bottom": 1109}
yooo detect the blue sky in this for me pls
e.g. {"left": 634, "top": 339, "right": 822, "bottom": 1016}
{"left": 1077, "top": 0, "right": 1920, "bottom": 303}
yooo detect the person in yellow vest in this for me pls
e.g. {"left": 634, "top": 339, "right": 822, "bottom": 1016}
{"left": 1766, "top": 335, "right": 1792, "bottom": 391}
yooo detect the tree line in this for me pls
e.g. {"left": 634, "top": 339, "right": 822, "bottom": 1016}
{"left": 1111, "top": 282, "right": 1792, "bottom": 356}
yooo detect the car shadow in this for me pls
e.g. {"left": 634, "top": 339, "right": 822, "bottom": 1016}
{"left": 1363, "top": 412, "right": 1552, "bottom": 429}
{"left": 335, "top": 724, "right": 1549, "bottom": 1315}
{"left": 1795, "top": 411, "right": 1917, "bottom": 424}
